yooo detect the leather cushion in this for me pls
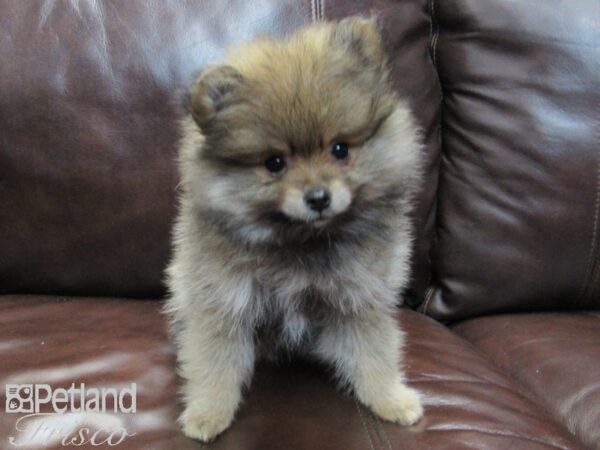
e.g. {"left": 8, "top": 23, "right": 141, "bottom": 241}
{"left": 0, "top": 296, "right": 585, "bottom": 449}
{"left": 0, "top": 0, "right": 441, "bottom": 304}
{"left": 455, "top": 313, "right": 600, "bottom": 449}
{"left": 0, "top": 0, "right": 310, "bottom": 298}
{"left": 423, "top": 0, "right": 600, "bottom": 321}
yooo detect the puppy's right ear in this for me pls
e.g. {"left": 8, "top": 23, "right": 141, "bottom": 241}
{"left": 331, "top": 16, "right": 387, "bottom": 69}
{"left": 189, "top": 65, "right": 244, "bottom": 130}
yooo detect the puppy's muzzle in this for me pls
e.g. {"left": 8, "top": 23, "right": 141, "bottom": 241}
{"left": 304, "top": 187, "right": 331, "bottom": 213}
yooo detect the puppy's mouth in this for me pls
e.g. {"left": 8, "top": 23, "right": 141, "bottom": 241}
{"left": 269, "top": 212, "right": 331, "bottom": 227}
{"left": 311, "top": 217, "right": 330, "bottom": 227}
{"left": 268, "top": 207, "right": 356, "bottom": 231}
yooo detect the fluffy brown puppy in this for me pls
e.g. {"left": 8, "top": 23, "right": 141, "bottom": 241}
{"left": 166, "top": 16, "right": 424, "bottom": 442}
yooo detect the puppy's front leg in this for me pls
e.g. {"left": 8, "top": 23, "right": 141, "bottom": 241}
{"left": 314, "top": 309, "right": 423, "bottom": 425}
{"left": 177, "top": 311, "right": 255, "bottom": 442}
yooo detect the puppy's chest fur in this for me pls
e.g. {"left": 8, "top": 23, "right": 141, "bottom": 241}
{"left": 253, "top": 288, "right": 325, "bottom": 358}
{"left": 243, "top": 240, "right": 393, "bottom": 356}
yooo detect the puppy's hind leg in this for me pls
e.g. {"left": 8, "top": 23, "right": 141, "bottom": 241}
{"left": 313, "top": 310, "right": 423, "bottom": 426}
{"left": 177, "top": 311, "right": 255, "bottom": 442}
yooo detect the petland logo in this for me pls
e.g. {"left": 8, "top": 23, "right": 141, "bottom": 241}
{"left": 6, "top": 383, "right": 137, "bottom": 447}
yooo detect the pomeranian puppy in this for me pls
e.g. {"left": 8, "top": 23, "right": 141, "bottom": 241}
{"left": 166, "top": 16, "right": 424, "bottom": 442}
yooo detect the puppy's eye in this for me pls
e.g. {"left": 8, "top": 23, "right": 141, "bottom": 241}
{"left": 331, "top": 142, "right": 349, "bottom": 160}
{"left": 265, "top": 156, "right": 286, "bottom": 174}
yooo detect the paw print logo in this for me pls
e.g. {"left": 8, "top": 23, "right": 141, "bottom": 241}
{"left": 5, "top": 385, "right": 34, "bottom": 413}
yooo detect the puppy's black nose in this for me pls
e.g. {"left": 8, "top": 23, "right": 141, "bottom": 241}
{"left": 304, "top": 187, "right": 331, "bottom": 213}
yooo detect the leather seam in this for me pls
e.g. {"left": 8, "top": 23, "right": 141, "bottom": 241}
{"left": 422, "top": 0, "right": 443, "bottom": 315}
{"left": 365, "top": 409, "right": 392, "bottom": 450}
{"left": 577, "top": 148, "right": 600, "bottom": 304}
{"left": 593, "top": 250, "right": 600, "bottom": 295}
{"left": 455, "top": 333, "right": 591, "bottom": 448}
{"left": 422, "top": 426, "right": 575, "bottom": 450}
{"left": 354, "top": 399, "right": 378, "bottom": 450}
{"left": 590, "top": 156, "right": 600, "bottom": 295}
{"left": 429, "top": 0, "right": 439, "bottom": 67}
{"left": 311, "top": 0, "right": 324, "bottom": 22}
{"left": 422, "top": 284, "right": 435, "bottom": 314}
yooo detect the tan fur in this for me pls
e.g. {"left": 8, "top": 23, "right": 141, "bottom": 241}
{"left": 166, "top": 17, "right": 424, "bottom": 442}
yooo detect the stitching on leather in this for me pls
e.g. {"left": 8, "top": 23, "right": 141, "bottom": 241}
{"left": 576, "top": 149, "right": 600, "bottom": 304}
{"left": 422, "top": 0, "right": 444, "bottom": 315}
{"left": 421, "top": 0, "right": 436, "bottom": 315}
{"left": 366, "top": 410, "right": 392, "bottom": 450}
{"left": 378, "top": 417, "right": 393, "bottom": 450}
{"left": 422, "top": 284, "right": 435, "bottom": 314}
{"left": 453, "top": 332, "right": 590, "bottom": 446}
{"left": 589, "top": 164, "right": 600, "bottom": 296}
{"left": 429, "top": 0, "right": 439, "bottom": 67}
{"left": 380, "top": 427, "right": 392, "bottom": 450}
{"left": 354, "top": 399, "right": 377, "bottom": 450}
{"left": 592, "top": 253, "right": 600, "bottom": 296}
{"left": 423, "top": 427, "right": 574, "bottom": 450}
{"left": 311, "top": 0, "right": 323, "bottom": 22}
{"left": 364, "top": 410, "right": 384, "bottom": 449}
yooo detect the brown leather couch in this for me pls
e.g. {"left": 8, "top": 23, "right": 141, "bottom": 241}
{"left": 1, "top": 1, "right": 598, "bottom": 449}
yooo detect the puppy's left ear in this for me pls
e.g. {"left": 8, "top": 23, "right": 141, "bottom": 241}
{"left": 189, "top": 65, "right": 244, "bottom": 131}
{"left": 330, "top": 16, "right": 388, "bottom": 68}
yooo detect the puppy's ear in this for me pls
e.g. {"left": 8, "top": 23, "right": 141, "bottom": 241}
{"left": 189, "top": 65, "right": 244, "bottom": 130}
{"left": 331, "top": 16, "right": 387, "bottom": 68}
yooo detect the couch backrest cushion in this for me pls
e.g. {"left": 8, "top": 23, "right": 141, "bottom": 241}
{"left": 323, "top": 0, "right": 442, "bottom": 307}
{"left": 0, "top": 1, "right": 311, "bottom": 297}
{"left": 0, "top": 1, "right": 441, "bottom": 300}
{"left": 423, "top": 0, "right": 600, "bottom": 321}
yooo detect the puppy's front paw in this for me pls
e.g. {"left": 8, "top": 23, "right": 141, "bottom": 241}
{"left": 179, "top": 405, "right": 235, "bottom": 442}
{"left": 371, "top": 385, "right": 423, "bottom": 426}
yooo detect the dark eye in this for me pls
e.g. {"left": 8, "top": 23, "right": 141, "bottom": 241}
{"left": 265, "top": 156, "right": 286, "bottom": 174}
{"left": 331, "top": 142, "right": 349, "bottom": 160}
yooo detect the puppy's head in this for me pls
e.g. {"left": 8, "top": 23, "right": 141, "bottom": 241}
{"left": 183, "top": 17, "right": 421, "bottom": 244}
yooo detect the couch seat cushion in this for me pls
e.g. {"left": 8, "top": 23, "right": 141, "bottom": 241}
{"left": 0, "top": 296, "right": 585, "bottom": 449}
{"left": 455, "top": 313, "right": 600, "bottom": 449}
